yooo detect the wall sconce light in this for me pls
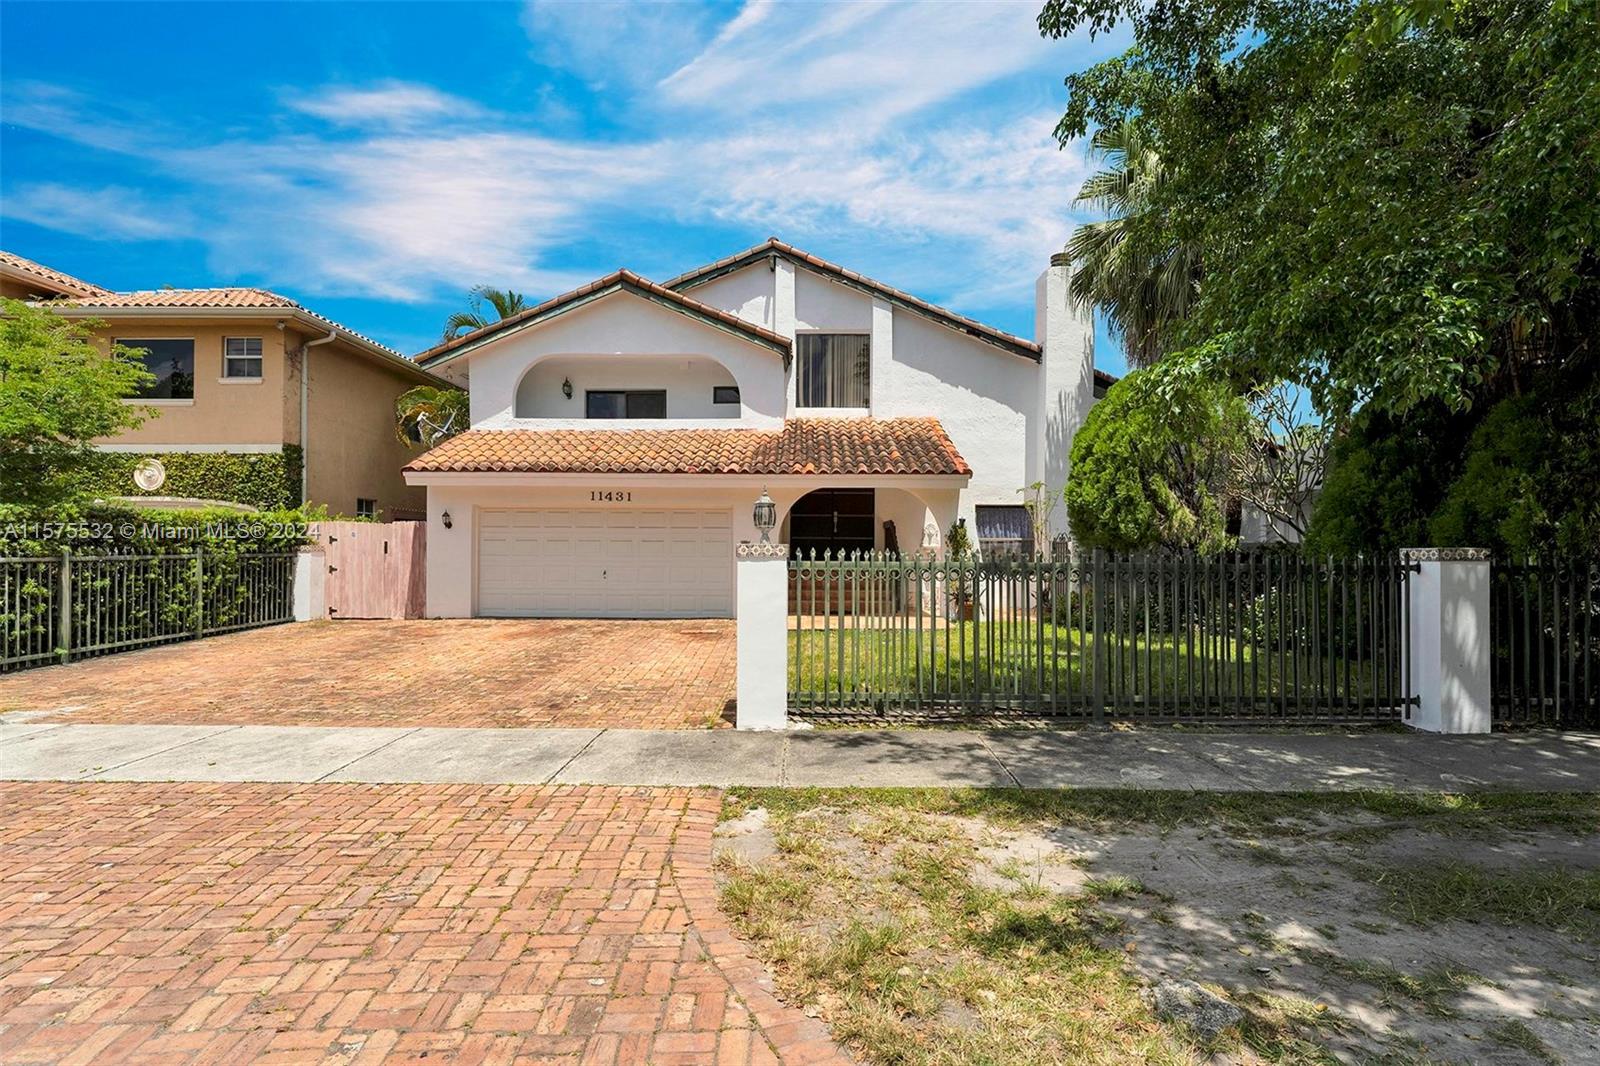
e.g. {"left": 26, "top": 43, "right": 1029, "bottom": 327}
{"left": 753, "top": 487, "right": 776, "bottom": 544}
{"left": 561, "top": 377, "right": 573, "bottom": 399}
{"left": 441, "top": 511, "right": 453, "bottom": 530}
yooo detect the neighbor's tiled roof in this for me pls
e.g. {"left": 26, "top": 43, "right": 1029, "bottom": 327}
{"left": 405, "top": 417, "right": 971, "bottom": 476}
{"left": 55, "top": 287, "right": 301, "bottom": 309}
{"left": 44, "top": 287, "right": 419, "bottom": 364}
{"left": 0, "top": 250, "right": 110, "bottom": 298}
{"left": 414, "top": 269, "right": 793, "bottom": 367}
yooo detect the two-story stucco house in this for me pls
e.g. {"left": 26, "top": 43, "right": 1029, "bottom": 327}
{"left": 405, "top": 239, "right": 1113, "bottom": 619}
{"left": 3, "top": 250, "right": 450, "bottom": 518}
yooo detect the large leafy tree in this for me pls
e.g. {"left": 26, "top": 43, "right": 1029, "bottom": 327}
{"left": 1, "top": 299, "right": 154, "bottom": 506}
{"left": 441, "top": 286, "right": 530, "bottom": 341}
{"left": 1045, "top": 0, "right": 1599, "bottom": 554}
{"left": 1065, "top": 118, "right": 1201, "bottom": 367}
{"left": 1041, "top": 0, "right": 1599, "bottom": 420}
{"left": 1065, "top": 369, "right": 1248, "bottom": 552}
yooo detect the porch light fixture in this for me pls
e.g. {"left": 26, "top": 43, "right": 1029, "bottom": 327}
{"left": 753, "top": 487, "right": 776, "bottom": 543}
{"left": 441, "top": 511, "right": 453, "bottom": 529}
{"left": 561, "top": 377, "right": 573, "bottom": 399}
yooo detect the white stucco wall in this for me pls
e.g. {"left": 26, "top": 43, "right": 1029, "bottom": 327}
{"left": 458, "top": 290, "right": 788, "bottom": 429}
{"left": 692, "top": 267, "right": 776, "bottom": 331}
{"left": 516, "top": 355, "right": 740, "bottom": 419}
{"left": 684, "top": 258, "right": 1087, "bottom": 538}
{"left": 412, "top": 476, "right": 963, "bottom": 617}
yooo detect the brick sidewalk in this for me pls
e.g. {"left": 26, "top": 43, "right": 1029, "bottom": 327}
{"left": 0, "top": 783, "right": 846, "bottom": 1065}
{"left": 0, "top": 619, "right": 736, "bottom": 731}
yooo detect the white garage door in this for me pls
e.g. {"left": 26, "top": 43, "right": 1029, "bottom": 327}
{"left": 477, "top": 508, "right": 733, "bottom": 618}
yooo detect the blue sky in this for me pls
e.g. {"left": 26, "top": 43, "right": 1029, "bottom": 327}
{"left": 0, "top": 0, "right": 1126, "bottom": 371}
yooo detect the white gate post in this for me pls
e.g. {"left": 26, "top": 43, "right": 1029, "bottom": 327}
{"left": 1403, "top": 548, "right": 1492, "bottom": 734}
{"left": 736, "top": 541, "right": 789, "bottom": 730}
{"left": 294, "top": 546, "right": 328, "bottom": 622}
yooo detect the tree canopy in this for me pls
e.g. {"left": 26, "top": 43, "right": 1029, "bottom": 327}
{"left": 1041, "top": 0, "right": 1598, "bottom": 420}
{"left": 1065, "top": 369, "right": 1248, "bottom": 552}
{"left": 0, "top": 299, "right": 153, "bottom": 506}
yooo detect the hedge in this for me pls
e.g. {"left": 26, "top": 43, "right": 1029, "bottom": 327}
{"left": 0, "top": 501, "right": 315, "bottom": 558}
{"left": 69, "top": 445, "right": 304, "bottom": 511}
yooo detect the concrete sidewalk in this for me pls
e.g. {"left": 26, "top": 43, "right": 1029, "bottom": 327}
{"left": 2, "top": 721, "right": 1597, "bottom": 791}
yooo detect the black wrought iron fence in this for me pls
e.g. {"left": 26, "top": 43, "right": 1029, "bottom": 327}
{"left": 0, "top": 550, "right": 297, "bottom": 673}
{"left": 1492, "top": 558, "right": 1598, "bottom": 728}
{"left": 788, "top": 549, "right": 1415, "bottom": 723}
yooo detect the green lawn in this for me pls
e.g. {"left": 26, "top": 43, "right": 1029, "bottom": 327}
{"left": 788, "top": 620, "right": 1398, "bottom": 714}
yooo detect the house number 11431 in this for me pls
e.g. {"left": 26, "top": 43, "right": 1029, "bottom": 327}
{"left": 590, "top": 491, "right": 633, "bottom": 502}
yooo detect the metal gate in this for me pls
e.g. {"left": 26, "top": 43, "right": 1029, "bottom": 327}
{"left": 1492, "top": 558, "right": 1599, "bottom": 728}
{"left": 787, "top": 549, "right": 1415, "bottom": 724}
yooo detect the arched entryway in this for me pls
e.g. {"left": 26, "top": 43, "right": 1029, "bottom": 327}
{"left": 786, "top": 488, "right": 876, "bottom": 558}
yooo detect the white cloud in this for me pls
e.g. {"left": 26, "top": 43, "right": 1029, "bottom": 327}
{"left": 5, "top": 1, "right": 1119, "bottom": 320}
{"left": 659, "top": 1, "right": 1058, "bottom": 129}
{"left": 2, "top": 183, "right": 179, "bottom": 241}
{"left": 286, "top": 82, "right": 483, "bottom": 127}
{"left": 520, "top": 0, "right": 725, "bottom": 89}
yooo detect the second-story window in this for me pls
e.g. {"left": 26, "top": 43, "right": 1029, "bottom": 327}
{"left": 586, "top": 390, "right": 667, "bottom": 419}
{"left": 796, "top": 334, "right": 870, "bottom": 408}
{"left": 223, "top": 337, "right": 263, "bottom": 379}
{"left": 117, "top": 338, "right": 195, "bottom": 399}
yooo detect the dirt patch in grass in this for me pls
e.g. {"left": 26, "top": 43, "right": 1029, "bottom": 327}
{"left": 718, "top": 789, "right": 1600, "bottom": 1065}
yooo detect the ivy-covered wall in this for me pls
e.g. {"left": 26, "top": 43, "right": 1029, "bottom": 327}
{"left": 73, "top": 446, "right": 303, "bottom": 511}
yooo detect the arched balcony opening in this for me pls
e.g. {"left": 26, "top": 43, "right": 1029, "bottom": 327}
{"left": 514, "top": 354, "right": 744, "bottom": 420}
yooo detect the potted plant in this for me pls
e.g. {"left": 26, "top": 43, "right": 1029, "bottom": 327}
{"left": 946, "top": 517, "right": 976, "bottom": 621}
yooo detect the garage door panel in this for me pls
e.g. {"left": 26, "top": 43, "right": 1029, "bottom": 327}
{"left": 477, "top": 508, "right": 733, "bottom": 618}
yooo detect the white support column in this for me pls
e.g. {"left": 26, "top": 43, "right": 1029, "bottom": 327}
{"left": 1403, "top": 548, "right": 1492, "bottom": 734}
{"left": 293, "top": 546, "right": 328, "bottom": 622}
{"left": 735, "top": 541, "right": 789, "bottom": 730}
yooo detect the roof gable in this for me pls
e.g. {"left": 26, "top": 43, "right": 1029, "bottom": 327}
{"left": 415, "top": 270, "right": 792, "bottom": 369}
{"left": 665, "top": 238, "right": 1043, "bottom": 361}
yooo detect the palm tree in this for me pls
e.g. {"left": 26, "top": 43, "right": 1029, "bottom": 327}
{"left": 395, "top": 385, "right": 469, "bottom": 448}
{"left": 1065, "top": 119, "right": 1201, "bottom": 367}
{"left": 441, "top": 285, "right": 530, "bottom": 341}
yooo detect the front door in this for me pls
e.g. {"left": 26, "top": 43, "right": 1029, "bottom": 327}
{"left": 788, "top": 489, "right": 875, "bottom": 559}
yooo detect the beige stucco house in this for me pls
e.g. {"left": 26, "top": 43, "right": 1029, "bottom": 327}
{"left": 3, "top": 250, "right": 451, "bottom": 518}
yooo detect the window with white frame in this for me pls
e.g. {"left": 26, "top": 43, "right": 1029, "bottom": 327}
{"left": 795, "top": 334, "right": 870, "bottom": 408}
{"left": 356, "top": 498, "right": 377, "bottom": 519}
{"left": 223, "top": 337, "right": 263, "bottom": 379}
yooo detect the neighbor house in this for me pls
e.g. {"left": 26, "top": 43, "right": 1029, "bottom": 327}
{"left": 4, "top": 250, "right": 450, "bottom": 518}
{"left": 404, "top": 239, "right": 1113, "bottom": 618}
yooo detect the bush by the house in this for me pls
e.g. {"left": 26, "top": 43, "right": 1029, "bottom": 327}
{"left": 70, "top": 446, "right": 304, "bottom": 511}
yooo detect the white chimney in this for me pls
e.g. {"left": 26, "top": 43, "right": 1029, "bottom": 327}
{"left": 1031, "top": 251, "right": 1097, "bottom": 497}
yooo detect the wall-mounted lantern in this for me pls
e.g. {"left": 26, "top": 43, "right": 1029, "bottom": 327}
{"left": 441, "top": 511, "right": 453, "bottom": 530}
{"left": 561, "top": 377, "right": 573, "bottom": 400}
{"left": 753, "top": 487, "right": 776, "bottom": 543}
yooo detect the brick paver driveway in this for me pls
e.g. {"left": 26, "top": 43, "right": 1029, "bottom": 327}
{"left": 0, "top": 620, "right": 736, "bottom": 730}
{"left": 0, "top": 783, "right": 845, "bottom": 1065}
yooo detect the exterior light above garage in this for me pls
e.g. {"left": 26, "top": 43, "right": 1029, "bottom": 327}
{"left": 754, "top": 488, "right": 777, "bottom": 543}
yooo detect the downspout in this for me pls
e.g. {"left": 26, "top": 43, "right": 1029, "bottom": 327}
{"left": 298, "top": 330, "right": 338, "bottom": 507}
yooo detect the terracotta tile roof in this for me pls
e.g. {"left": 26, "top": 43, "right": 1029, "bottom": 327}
{"left": 414, "top": 269, "right": 792, "bottom": 367}
{"left": 52, "top": 287, "right": 300, "bottom": 309}
{"left": 405, "top": 417, "right": 971, "bottom": 477}
{"left": 0, "top": 250, "right": 110, "bottom": 298}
